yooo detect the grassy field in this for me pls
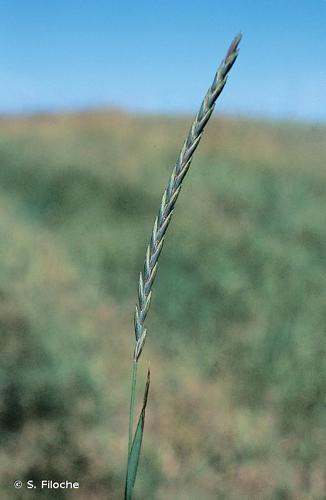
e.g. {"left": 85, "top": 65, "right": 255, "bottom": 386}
{"left": 0, "top": 110, "right": 325, "bottom": 499}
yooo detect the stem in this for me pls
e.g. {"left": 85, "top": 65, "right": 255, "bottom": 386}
{"left": 128, "top": 359, "right": 138, "bottom": 455}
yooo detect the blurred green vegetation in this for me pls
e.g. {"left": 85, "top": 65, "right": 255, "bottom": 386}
{"left": 0, "top": 111, "right": 325, "bottom": 499}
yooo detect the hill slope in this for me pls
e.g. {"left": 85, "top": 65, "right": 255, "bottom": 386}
{"left": 0, "top": 111, "right": 325, "bottom": 499}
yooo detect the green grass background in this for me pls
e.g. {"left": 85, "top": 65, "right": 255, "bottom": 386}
{"left": 0, "top": 111, "right": 325, "bottom": 499}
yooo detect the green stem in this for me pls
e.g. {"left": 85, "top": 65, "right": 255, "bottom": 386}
{"left": 128, "top": 358, "right": 138, "bottom": 455}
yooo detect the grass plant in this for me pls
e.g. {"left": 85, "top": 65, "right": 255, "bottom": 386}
{"left": 125, "top": 33, "right": 242, "bottom": 499}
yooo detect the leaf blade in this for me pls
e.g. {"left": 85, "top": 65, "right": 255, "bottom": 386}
{"left": 125, "top": 368, "right": 150, "bottom": 500}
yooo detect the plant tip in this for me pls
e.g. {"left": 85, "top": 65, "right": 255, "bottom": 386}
{"left": 226, "top": 32, "right": 242, "bottom": 59}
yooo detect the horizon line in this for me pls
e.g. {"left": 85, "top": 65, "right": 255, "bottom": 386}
{"left": 0, "top": 104, "right": 325, "bottom": 127}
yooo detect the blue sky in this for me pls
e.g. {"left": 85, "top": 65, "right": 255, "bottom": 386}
{"left": 0, "top": 0, "right": 325, "bottom": 121}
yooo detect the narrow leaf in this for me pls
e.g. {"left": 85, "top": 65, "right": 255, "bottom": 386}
{"left": 125, "top": 368, "right": 150, "bottom": 500}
